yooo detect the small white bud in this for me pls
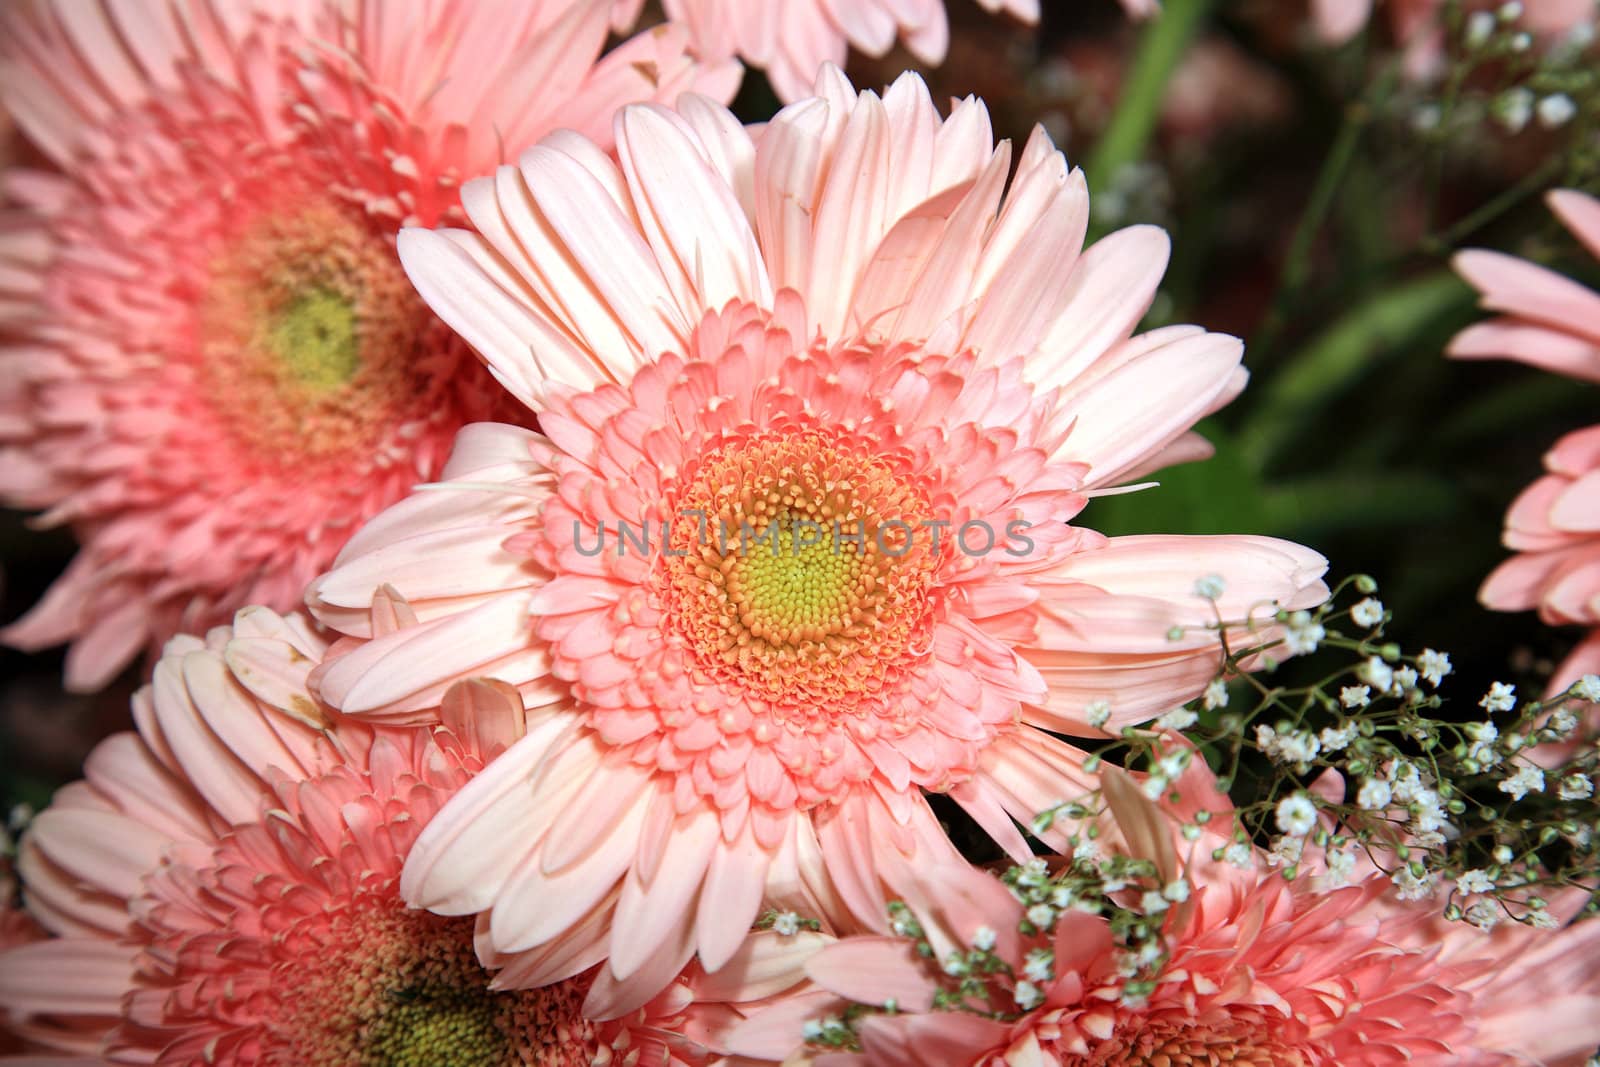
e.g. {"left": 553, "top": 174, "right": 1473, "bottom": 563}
{"left": 1538, "top": 94, "right": 1577, "bottom": 128}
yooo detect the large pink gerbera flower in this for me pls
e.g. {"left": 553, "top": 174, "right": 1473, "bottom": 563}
{"left": 0, "top": 605, "right": 797, "bottom": 1064}
{"left": 608, "top": 0, "right": 1052, "bottom": 102}
{"left": 305, "top": 67, "right": 1328, "bottom": 1013}
{"left": 732, "top": 857, "right": 1600, "bottom": 1066}
{"left": 0, "top": 0, "right": 738, "bottom": 691}
{"left": 1454, "top": 191, "right": 1600, "bottom": 721}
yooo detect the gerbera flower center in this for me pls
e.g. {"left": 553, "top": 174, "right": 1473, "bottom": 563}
{"left": 1072, "top": 1013, "right": 1306, "bottom": 1067}
{"left": 263, "top": 887, "right": 599, "bottom": 1066}
{"left": 199, "top": 197, "right": 437, "bottom": 461}
{"left": 659, "top": 429, "right": 942, "bottom": 709}
{"left": 268, "top": 284, "right": 361, "bottom": 391}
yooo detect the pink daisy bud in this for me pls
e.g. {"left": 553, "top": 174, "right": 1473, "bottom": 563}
{"left": 0, "top": 604, "right": 796, "bottom": 1063}
{"left": 0, "top": 0, "right": 740, "bottom": 692}
{"left": 307, "top": 67, "right": 1329, "bottom": 1014}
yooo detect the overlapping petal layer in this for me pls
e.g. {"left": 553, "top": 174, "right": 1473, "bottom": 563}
{"left": 0, "top": 0, "right": 738, "bottom": 690}
{"left": 307, "top": 68, "right": 1328, "bottom": 1015}
{"left": 0, "top": 606, "right": 791, "bottom": 1064}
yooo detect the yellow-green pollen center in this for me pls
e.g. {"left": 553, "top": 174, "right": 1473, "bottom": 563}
{"left": 661, "top": 430, "right": 940, "bottom": 710}
{"left": 271, "top": 896, "right": 599, "bottom": 1067}
{"left": 361, "top": 987, "right": 505, "bottom": 1067}
{"left": 731, "top": 523, "right": 871, "bottom": 644}
{"left": 200, "top": 197, "right": 436, "bottom": 461}
{"left": 268, "top": 285, "right": 361, "bottom": 392}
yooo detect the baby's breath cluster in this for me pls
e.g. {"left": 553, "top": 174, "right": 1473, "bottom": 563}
{"left": 1410, "top": 3, "right": 1597, "bottom": 133}
{"left": 799, "top": 850, "right": 1184, "bottom": 1054}
{"left": 1093, "top": 575, "right": 1600, "bottom": 928}
{"left": 1000, "top": 850, "right": 1181, "bottom": 1006}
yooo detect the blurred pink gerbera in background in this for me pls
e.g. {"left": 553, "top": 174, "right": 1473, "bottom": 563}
{"left": 1454, "top": 191, "right": 1600, "bottom": 721}
{"left": 0, "top": 0, "right": 737, "bottom": 690}
{"left": 305, "top": 66, "right": 1328, "bottom": 1014}
{"left": 0, "top": 605, "right": 794, "bottom": 1064}
{"left": 735, "top": 857, "right": 1600, "bottom": 1066}
{"left": 609, "top": 0, "right": 1048, "bottom": 102}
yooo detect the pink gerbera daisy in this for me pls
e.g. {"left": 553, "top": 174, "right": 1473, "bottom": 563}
{"left": 1454, "top": 191, "right": 1600, "bottom": 733}
{"left": 609, "top": 0, "right": 1051, "bottom": 102}
{"left": 736, "top": 866, "right": 1600, "bottom": 1065}
{"left": 304, "top": 66, "right": 1328, "bottom": 1014}
{"left": 0, "top": 0, "right": 738, "bottom": 690}
{"left": 0, "top": 604, "right": 798, "bottom": 1064}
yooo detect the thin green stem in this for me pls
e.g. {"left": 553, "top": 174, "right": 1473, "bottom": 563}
{"left": 1253, "top": 106, "right": 1372, "bottom": 355}
{"left": 1085, "top": 0, "right": 1215, "bottom": 197}
{"left": 1238, "top": 271, "right": 1474, "bottom": 470}
{"left": 1422, "top": 157, "right": 1564, "bottom": 254}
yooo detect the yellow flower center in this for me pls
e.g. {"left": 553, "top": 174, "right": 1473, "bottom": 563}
{"left": 199, "top": 197, "right": 436, "bottom": 462}
{"left": 271, "top": 895, "right": 598, "bottom": 1067}
{"left": 660, "top": 429, "right": 942, "bottom": 709}
{"left": 268, "top": 285, "right": 362, "bottom": 393}
{"left": 1077, "top": 1015, "right": 1308, "bottom": 1067}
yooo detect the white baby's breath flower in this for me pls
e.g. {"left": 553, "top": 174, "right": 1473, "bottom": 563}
{"left": 1319, "top": 724, "right": 1357, "bottom": 752}
{"left": 1351, "top": 598, "right": 1384, "bottom": 627}
{"left": 1085, "top": 700, "right": 1112, "bottom": 729}
{"left": 1465, "top": 900, "right": 1502, "bottom": 931}
{"left": 1202, "top": 678, "right": 1229, "bottom": 711}
{"left": 1409, "top": 788, "right": 1449, "bottom": 834}
{"left": 1480, "top": 682, "right": 1517, "bottom": 714}
{"left": 1357, "top": 778, "right": 1392, "bottom": 811}
{"left": 1357, "top": 657, "right": 1394, "bottom": 692}
{"left": 1465, "top": 10, "right": 1497, "bottom": 46}
{"left": 1417, "top": 649, "right": 1452, "bottom": 687}
{"left": 1498, "top": 765, "right": 1545, "bottom": 801}
{"left": 1158, "top": 707, "right": 1199, "bottom": 731}
{"left": 1457, "top": 869, "right": 1495, "bottom": 895}
{"left": 1269, "top": 835, "right": 1305, "bottom": 867}
{"left": 1194, "top": 574, "right": 1226, "bottom": 600}
{"left": 1573, "top": 675, "right": 1600, "bottom": 702}
{"left": 1493, "top": 87, "right": 1535, "bottom": 133}
{"left": 1156, "top": 749, "right": 1190, "bottom": 780}
{"left": 1223, "top": 841, "right": 1253, "bottom": 869}
{"left": 1538, "top": 93, "right": 1577, "bottom": 128}
{"left": 1392, "top": 866, "right": 1438, "bottom": 901}
{"left": 1340, "top": 685, "right": 1372, "bottom": 709}
{"left": 1283, "top": 611, "right": 1326, "bottom": 655}
{"left": 1014, "top": 980, "right": 1045, "bottom": 1011}
{"left": 1275, "top": 793, "right": 1318, "bottom": 837}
